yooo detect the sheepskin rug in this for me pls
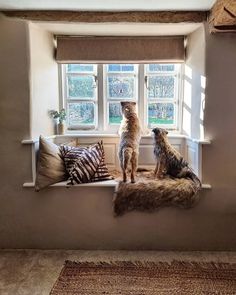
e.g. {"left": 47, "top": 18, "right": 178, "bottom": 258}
{"left": 111, "top": 170, "right": 201, "bottom": 216}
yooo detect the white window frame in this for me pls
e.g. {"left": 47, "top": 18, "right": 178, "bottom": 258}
{"left": 144, "top": 64, "right": 182, "bottom": 131}
{"left": 60, "top": 63, "right": 183, "bottom": 134}
{"left": 62, "top": 64, "right": 98, "bottom": 130}
{"left": 103, "top": 64, "right": 139, "bottom": 133}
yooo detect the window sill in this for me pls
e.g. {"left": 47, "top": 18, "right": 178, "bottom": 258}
{"left": 22, "top": 134, "right": 211, "bottom": 189}
{"left": 23, "top": 180, "right": 211, "bottom": 189}
{"left": 21, "top": 133, "right": 211, "bottom": 145}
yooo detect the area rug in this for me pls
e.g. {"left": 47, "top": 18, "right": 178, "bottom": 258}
{"left": 111, "top": 170, "right": 201, "bottom": 216}
{"left": 50, "top": 260, "right": 236, "bottom": 294}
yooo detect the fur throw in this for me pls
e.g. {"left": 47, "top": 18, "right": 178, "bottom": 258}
{"left": 112, "top": 170, "right": 201, "bottom": 216}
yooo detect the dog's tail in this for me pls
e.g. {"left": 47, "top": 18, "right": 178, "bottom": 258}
{"left": 177, "top": 166, "right": 201, "bottom": 191}
{"left": 185, "top": 169, "right": 202, "bottom": 191}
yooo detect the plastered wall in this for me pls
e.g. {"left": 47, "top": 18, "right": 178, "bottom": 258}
{"left": 183, "top": 24, "right": 206, "bottom": 139}
{"left": 0, "top": 15, "right": 236, "bottom": 250}
{"left": 29, "top": 23, "right": 59, "bottom": 138}
{"left": 203, "top": 26, "right": 236, "bottom": 188}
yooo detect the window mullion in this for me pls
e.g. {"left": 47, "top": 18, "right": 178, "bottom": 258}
{"left": 139, "top": 64, "right": 145, "bottom": 133}
{"left": 97, "top": 64, "right": 104, "bottom": 132}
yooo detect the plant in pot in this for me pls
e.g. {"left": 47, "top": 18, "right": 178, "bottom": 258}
{"left": 50, "top": 108, "right": 66, "bottom": 135}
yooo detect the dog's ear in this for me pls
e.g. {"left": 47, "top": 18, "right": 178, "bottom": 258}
{"left": 152, "top": 128, "right": 157, "bottom": 134}
{"left": 152, "top": 128, "right": 160, "bottom": 135}
{"left": 165, "top": 130, "right": 168, "bottom": 135}
{"left": 131, "top": 102, "right": 136, "bottom": 106}
{"left": 120, "top": 101, "right": 125, "bottom": 107}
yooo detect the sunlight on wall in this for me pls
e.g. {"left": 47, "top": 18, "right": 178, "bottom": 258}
{"left": 185, "top": 65, "right": 192, "bottom": 80}
{"left": 200, "top": 76, "right": 206, "bottom": 140}
{"left": 183, "top": 65, "right": 206, "bottom": 139}
{"left": 201, "top": 75, "right": 206, "bottom": 89}
{"left": 184, "top": 79, "right": 192, "bottom": 109}
{"left": 183, "top": 108, "right": 191, "bottom": 137}
{"left": 182, "top": 65, "right": 192, "bottom": 136}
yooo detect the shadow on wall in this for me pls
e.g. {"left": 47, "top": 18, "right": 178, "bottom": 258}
{"left": 182, "top": 64, "right": 206, "bottom": 140}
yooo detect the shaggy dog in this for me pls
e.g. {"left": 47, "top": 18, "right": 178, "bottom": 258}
{"left": 152, "top": 127, "right": 201, "bottom": 188}
{"left": 118, "top": 102, "right": 141, "bottom": 183}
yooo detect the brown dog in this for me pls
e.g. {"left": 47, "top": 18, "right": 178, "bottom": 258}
{"left": 152, "top": 127, "right": 201, "bottom": 187}
{"left": 118, "top": 102, "right": 141, "bottom": 183}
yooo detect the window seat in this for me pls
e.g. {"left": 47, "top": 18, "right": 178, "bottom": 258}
{"left": 23, "top": 179, "right": 117, "bottom": 188}
{"left": 22, "top": 134, "right": 211, "bottom": 189}
{"left": 23, "top": 180, "right": 211, "bottom": 189}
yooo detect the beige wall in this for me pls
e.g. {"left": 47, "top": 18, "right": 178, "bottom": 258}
{"left": 0, "top": 15, "right": 32, "bottom": 244}
{"left": 183, "top": 25, "right": 206, "bottom": 139}
{"left": 0, "top": 15, "right": 236, "bottom": 250}
{"left": 0, "top": 15, "right": 32, "bottom": 186}
{"left": 29, "top": 23, "right": 59, "bottom": 138}
{"left": 203, "top": 27, "right": 236, "bottom": 188}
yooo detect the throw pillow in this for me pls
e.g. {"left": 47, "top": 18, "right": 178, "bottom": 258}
{"left": 61, "top": 141, "right": 112, "bottom": 184}
{"left": 35, "top": 136, "right": 66, "bottom": 191}
{"left": 92, "top": 142, "right": 113, "bottom": 182}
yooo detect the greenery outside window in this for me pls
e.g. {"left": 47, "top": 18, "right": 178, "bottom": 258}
{"left": 104, "top": 64, "right": 138, "bottom": 131}
{"left": 145, "top": 64, "right": 181, "bottom": 130}
{"left": 63, "top": 64, "right": 98, "bottom": 129}
{"left": 61, "top": 63, "right": 182, "bottom": 133}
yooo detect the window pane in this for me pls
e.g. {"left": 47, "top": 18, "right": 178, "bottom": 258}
{"left": 148, "top": 103, "right": 174, "bottom": 125}
{"left": 67, "top": 75, "right": 95, "bottom": 98}
{"left": 147, "top": 64, "right": 175, "bottom": 72}
{"left": 67, "top": 64, "right": 95, "bottom": 73}
{"left": 148, "top": 76, "right": 174, "bottom": 99}
{"left": 108, "top": 76, "right": 135, "bottom": 99}
{"left": 68, "top": 102, "right": 95, "bottom": 125}
{"left": 108, "top": 102, "right": 122, "bottom": 124}
{"left": 107, "top": 64, "right": 135, "bottom": 72}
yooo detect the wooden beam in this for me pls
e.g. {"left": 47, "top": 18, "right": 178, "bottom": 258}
{"left": 1, "top": 10, "right": 207, "bottom": 23}
{"left": 224, "top": 1, "right": 236, "bottom": 18}
{"left": 209, "top": 0, "right": 236, "bottom": 33}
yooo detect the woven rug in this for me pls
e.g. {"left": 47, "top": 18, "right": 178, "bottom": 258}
{"left": 50, "top": 260, "right": 236, "bottom": 294}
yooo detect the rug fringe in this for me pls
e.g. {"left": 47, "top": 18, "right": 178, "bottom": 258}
{"left": 64, "top": 260, "right": 236, "bottom": 270}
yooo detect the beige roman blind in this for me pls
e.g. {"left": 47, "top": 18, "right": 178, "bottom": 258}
{"left": 56, "top": 36, "right": 185, "bottom": 63}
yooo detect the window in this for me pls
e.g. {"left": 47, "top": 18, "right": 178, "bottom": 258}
{"left": 63, "top": 64, "right": 98, "bottom": 129}
{"left": 145, "top": 64, "right": 181, "bottom": 129}
{"left": 104, "top": 64, "right": 138, "bottom": 131}
{"left": 61, "top": 63, "right": 182, "bottom": 133}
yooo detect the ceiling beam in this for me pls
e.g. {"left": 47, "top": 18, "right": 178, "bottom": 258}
{"left": 209, "top": 0, "right": 236, "bottom": 33}
{"left": 1, "top": 10, "right": 207, "bottom": 23}
{"left": 224, "top": 1, "right": 236, "bottom": 18}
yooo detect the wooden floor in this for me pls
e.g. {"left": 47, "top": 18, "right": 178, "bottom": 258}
{"left": 0, "top": 250, "right": 236, "bottom": 295}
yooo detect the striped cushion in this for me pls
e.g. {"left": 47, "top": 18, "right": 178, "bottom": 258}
{"left": 92, "top": 143, "right": 113, "bottom": 182}
{"left": 61, "top": 141, "right": 112, "bottom": 184}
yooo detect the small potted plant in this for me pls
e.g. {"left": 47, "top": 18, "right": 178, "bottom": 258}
{"left": 50, "top": 108, "right": 66, "bottom": 135}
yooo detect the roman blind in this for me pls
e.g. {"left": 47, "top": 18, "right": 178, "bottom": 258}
{"left": 56, "top": 36, "right": 185, "bottom": 63}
